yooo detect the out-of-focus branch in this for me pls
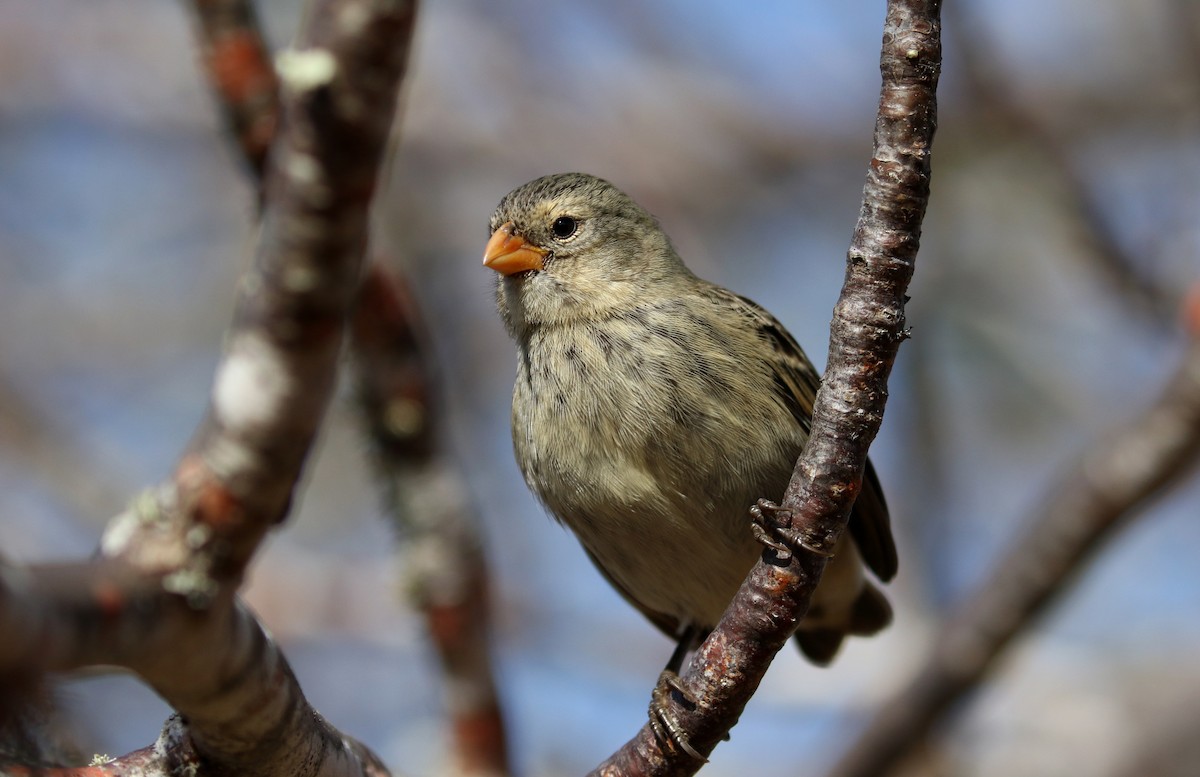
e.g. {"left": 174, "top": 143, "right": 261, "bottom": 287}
{"left": 0, "top": 717, "right": 194, "bottom": 777}
{"left": 950, "top": 6, "right": 1177, "bottom": 323}
{"left": 186, "top": 0, "right": 512, "bottom": 772}
{"left": 108, "top": 0, "right": 417, "bottom": 583}
{"left": 823, "top": 301, "right": 1200, "bottom": 777}
{"left": 352, "top": 268, "right": 436, "bottom": 463}
{"left": 591, "top": 2, "right": 942, "bottom": 774}
{"left": 0, "top": 559, "right": 391, "bottom": 776}
{"left": 0, "top": 0, "right": 417, "bottom": 773}
{"left": 186, "top": 0, "right": 280, "bottom": 179}
{"left": 352, "top": 267, "right": 512, "bottom": 777}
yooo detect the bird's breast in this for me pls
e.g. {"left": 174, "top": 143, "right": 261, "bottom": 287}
{"left": 508, "top": 307, "right": 807, "bottom": 627}
{"left": 510, "top": 311, "right": 800, "bottom": 532}
{"left": 512, "top": 321, "right": 662, "bottom": 506}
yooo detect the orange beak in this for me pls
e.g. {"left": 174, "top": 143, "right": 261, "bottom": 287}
{"left": 483, "top": 222, "right": 547, "bottom": 275}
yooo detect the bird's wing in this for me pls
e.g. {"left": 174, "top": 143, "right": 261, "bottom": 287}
{"left": 703, "top": 286, "right": 898, "bottom": 582}
{"left": 854, "top": 458, "right": 898, "bottom": 581}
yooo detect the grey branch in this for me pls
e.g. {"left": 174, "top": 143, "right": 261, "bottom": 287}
{"left": 589, "top": 2, "right": 943, "bottom": 774}
{"left": 0, "top": 0, "right": 417, "bottom": 774}
{"left": 187, "top": 0, "right": 512, "bottom": 769}
{"left": 824, "top": 329, "right": 1200, "bottom": 777}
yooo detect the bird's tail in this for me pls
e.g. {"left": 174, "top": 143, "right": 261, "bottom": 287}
{"left": 794, "top": 582, "right": 892, "bottom": 666}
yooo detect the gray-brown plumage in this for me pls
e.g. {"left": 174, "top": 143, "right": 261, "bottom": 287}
{"left": 484, "top": 172, "right": 896, "bottom": 665}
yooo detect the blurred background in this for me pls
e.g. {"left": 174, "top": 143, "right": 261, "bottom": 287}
{"left": 1, "top": 0, "right": 1199, "bottom": 775}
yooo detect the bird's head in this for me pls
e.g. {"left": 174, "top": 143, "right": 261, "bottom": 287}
{"left": 484, "top": 172, "right": 685, "bottom": 334}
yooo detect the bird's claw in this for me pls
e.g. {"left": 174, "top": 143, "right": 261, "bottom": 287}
{"left": 750, "top": 498, "right": 835, "bottom": 562}
{"left": 648, "top": 670, "right": 707, "bottom": 762}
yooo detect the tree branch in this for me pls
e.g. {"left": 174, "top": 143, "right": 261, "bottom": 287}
{"left": 1, "top": 0, "right": 417, "bottom": 773}
{"left": 948, "top": 5, "right": 1178, "bottom": 323}
{"left": 187, "top": 0, "right": 280, "bottom": 180}
{"left": 186, "top": 2, "right": 511, "bottom": 772}
{"left": 823, "top": 305, "right": 1200, "bottom": 777}
{"left": 0, "top": 559, "right": 392, "bottom": 776}
{"left": 590, "top": 2, "right": 942, "bottom": 774}
{"left": 103, "top": 0, "right": 417, "bottom": 583}
{"left": 352, "top": 267, "right": 512, "bottom": 777}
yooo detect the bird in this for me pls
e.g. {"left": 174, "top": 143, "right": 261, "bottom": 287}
{"left": 483, "top": 172, "right": 896, "bottom": 747}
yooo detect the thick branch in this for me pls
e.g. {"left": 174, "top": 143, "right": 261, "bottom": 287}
{"left": 0, "top": 560, "right": 391, "bottom": 777}
{"left": 102, "top": 0, "right": 418, "bottom": 581}
{"left": 823, "top": 324, "right": 1200, "bottom": 777}
{"left": 187, "top": 4, "right": 510, "bottom": 771}
{"left": 0, "top": 0, "right": 418, "bottom": 774}
{"left": 590, "top": 2, "right": 942, "bottom": 774}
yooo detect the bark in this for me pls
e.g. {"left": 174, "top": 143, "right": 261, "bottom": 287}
{"left": 0, "top": 0, "right": 418, "bottom": 774}
{"left": 590, "top": 2, "right": 943, "bottom": 774}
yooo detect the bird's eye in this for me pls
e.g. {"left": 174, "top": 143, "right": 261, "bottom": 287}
{"left": 551, "top": 216, "right": 578, "bottom": 239}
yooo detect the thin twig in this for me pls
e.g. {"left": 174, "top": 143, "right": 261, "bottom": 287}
{"left": 186, "top": 0, "right": 280, "bottom": 180}
{"left": 352, "top": 266, "right": 512, "bottom": 777}
{"left": 949, "top": 5, "right": 1177, "bottom": 323}
{"left": 824, "top": 312, "right": 1200, "bottom": 777}
{"left": 590, "top": 2, "right": 942, "bottom": 774}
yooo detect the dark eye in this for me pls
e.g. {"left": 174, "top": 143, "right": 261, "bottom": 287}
{"left": 551, "top": 216, "right": 578, "bottom": 239}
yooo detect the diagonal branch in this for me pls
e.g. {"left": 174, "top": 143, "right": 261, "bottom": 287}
{"left": 822, "top": 305, "right": 1200, "bottom": 777}
{"left": 185, "top": 2, "right": 511, "bottom": 773}
{"left": 948, "top": 4, "right": 1178, "bottom": 323}
{"left": 104, "top": 0, "right": 418, "bottom": 584}
{"left": 590, "top": 2, "right": 942, "bottom": 774}
{"left": 187, "top": 0, "right": 280, "bottom": 180}
{"left": 1, "top": 0, "right": 418, "bottom": 773}
{"left": 351, "top": 266, "right": 512, "bottom": 777}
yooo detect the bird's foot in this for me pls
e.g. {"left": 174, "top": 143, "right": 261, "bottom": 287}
{"left": 750, "top": 498, "right": 836, "bottom": 562}
{"left": 648, "top": 670, "right": 706, "bottom": 762}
